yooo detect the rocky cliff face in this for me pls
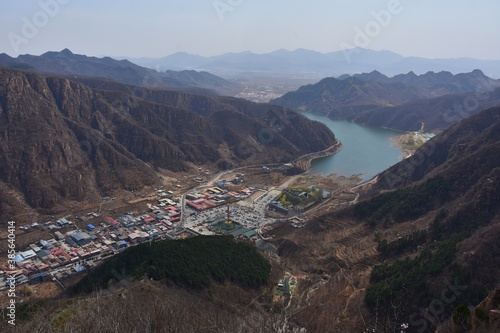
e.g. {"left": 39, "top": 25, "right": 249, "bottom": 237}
{"left": 0, "top": 69, "right": 336, "bottom": 220}
{"left": 472, "top": 288, "right": 500, "bottom": 332}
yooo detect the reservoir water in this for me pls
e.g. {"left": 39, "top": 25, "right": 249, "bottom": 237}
{"left": 300, "top": 112, "right": 405, "bottom": 182}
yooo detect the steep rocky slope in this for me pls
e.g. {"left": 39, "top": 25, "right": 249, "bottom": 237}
{"left": 0, "top": 68, "right": 336, "bottom": 221}
{"left": 379, "top": 108, "right": 499, "bottom": 330}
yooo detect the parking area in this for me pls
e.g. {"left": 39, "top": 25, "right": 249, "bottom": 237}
{"left": 183, "top": 191, "right": 278, "bottom": 235}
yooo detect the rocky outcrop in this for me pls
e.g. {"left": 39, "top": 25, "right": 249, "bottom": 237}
{"left": 471, "top": 288, "right": 500, "bottom": 332}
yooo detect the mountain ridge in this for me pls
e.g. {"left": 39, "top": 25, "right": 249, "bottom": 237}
{"left": 350, "top": 87, "right": 500, "bottom": 131}
{"left": 351, "top": 69, "right": 496, "bottom": 97}
{"left": 271, "top": 70, "right": 500, "bottom": 131}
{"left": 125, "top": 48, "right": 500, "bottom": 78}
{"left": 0, "top": 49, "right": 242, "bottom": 96}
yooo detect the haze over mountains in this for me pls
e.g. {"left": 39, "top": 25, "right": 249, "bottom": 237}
{"left": 3, "top": 0, "right": 500, "bottom": 329}
{"left": 0, "top": 49, "right": 242, "bottom": 96}
{"left": 127, "top": 48, "right": 500, "bottom": 78}
{"left": 4, "top": 49, "right": 500, "bottom": 133}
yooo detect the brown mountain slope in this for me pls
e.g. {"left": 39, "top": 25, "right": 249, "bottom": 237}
{"left": 351, "top": 87, "right": 500, "bottom": 131}
{"left": 3, "top": 103, "right": 498, "bottom": 333}
{"left": 0, "top": 68, "right": 337, "bottom": 222}
{"left": 271, "top": 76, "right": 423, "bottom": 117}
{"left": 375, "top": 106, "right": 500, "bottom": 193}
{"left": 0, "top": 279, "right": 279, "bottom": 333}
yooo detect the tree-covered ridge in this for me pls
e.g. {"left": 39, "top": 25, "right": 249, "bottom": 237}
{"left": 354, "top": 176, "right": 451, "bottom": 227}
{"left": 365, "top": 235, "right": 488, "bottom": 324}
{"left": 69, "top": 236, "right": 271, "bottom": 294}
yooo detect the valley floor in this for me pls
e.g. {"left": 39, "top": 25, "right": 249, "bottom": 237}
{"left": 1, "top": 143, "right": 351, "bottom": 302}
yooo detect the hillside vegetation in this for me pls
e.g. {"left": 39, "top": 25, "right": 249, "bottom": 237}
{"left": 1, "top": 236, "right": 276, "bottom": 333}
{"left": 69, "top": 236, "right": 272, "bottom": 294}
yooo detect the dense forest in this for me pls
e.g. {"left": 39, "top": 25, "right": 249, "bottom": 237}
{"left": 69, "top": 236, "right": 272, "bottom": 294}
{"left": 354, "top": 176, "right": 451, "bottom": 227}
{"left": 357, "top": 174, "right": 496, "bottom": 331}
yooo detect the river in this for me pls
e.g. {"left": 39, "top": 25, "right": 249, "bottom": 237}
{"left": 300, "top": 112, "right": 405, "bottom": 182}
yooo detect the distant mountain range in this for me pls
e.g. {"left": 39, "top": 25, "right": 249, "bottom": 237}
{"left": 126, "top": 48, "right": 500, "bottom": 78}
{"left": 0, "top": 49, "right": 242, "bottom": 96}
{"left": 0, "top": 68, "right": 336, "bottom": 221}
{"left": 350, "top": 69, "right": 500, "bottom": 97}
{"left": 271, "top": 70, "right": 500, "bottom": 131}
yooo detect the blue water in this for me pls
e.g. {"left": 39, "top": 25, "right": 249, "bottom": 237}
{"left": 300, "top": 112, "right": 405, "bottom": 182}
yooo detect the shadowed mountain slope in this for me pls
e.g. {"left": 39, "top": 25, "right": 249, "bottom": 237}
{"left": 272, "top": 71, "right": 500, "bottom": 131}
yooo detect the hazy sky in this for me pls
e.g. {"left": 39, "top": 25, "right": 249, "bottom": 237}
{"left": 1, "top": 0, "right": 499, "bottom": 59}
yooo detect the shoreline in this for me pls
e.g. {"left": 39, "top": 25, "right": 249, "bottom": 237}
{"left": 293, "top": 140, "right": 343, "bottom": 172}
{"left": 391, "top": 131, "right": 436, "bottom": 160}
{"left": 390, "top": 134, "right": 414, "bottom": 159}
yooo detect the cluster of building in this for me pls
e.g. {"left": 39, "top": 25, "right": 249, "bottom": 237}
{"left": 185, "top": 174, "right": 254, "bottom": 211}
{"left": 235, "top": 86, "right": 284, "bottom": 103}
{"left": 268, "top": 185, "right": 330, "bottom": 216}
{"left": 268, "top": 201, "right": 292, "bottom": 215}
{"left": 274, "top": 273, "right": 298, "bottom": 304}
{"left": 1, "top": 178, "right": 327, "bottom": 293}
{"left": 0, "top": 193, "right": 184, "bottom": 291}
